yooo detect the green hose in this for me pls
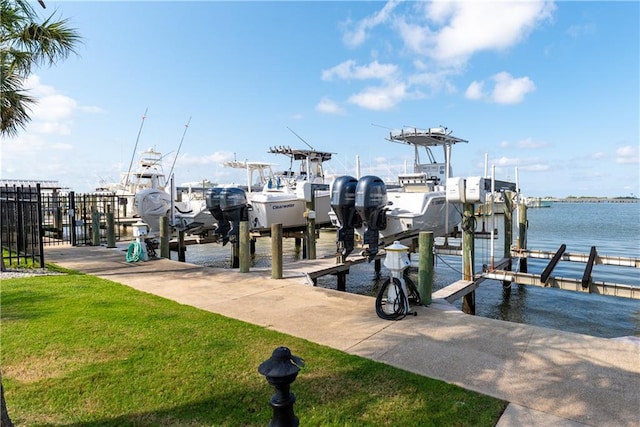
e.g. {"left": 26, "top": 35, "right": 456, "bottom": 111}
{"left": 126, "top": 241, "right": 145, "bottom": 262}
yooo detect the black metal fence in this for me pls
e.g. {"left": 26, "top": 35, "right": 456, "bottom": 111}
{"left": 1, "top": 184, "right": 45, "bottom": 269}
{"left": 1, "top": 184, "right": 122, "bottom": 270}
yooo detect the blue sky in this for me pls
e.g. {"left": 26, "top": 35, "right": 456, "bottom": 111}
{"left": 2, "top": 0, "right": 638, "bottom": 197}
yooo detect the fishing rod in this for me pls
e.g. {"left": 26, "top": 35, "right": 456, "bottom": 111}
{"left": 168, "top": 116, "right": 191, "bottom": 180}
{"left": 123, "top": 107, "right": 148, "bottom": 191}
{"left": 286, "top": 126, "right": 314, "bottom": 150}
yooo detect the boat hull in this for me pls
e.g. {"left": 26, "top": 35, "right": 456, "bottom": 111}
{"left": 358, "top": 191, "right": 460, "bottom": 246}
{"left": 248, "top": 191, "right": 332, "bottom": 232}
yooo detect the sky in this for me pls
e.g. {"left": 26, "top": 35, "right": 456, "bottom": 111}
{"left": 1, "top": 0, "right": 639, "bottom": 198}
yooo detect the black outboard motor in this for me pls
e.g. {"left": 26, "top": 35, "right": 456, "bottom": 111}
{"left": 219, "top": 187, "right": 248, "bottom": 245}
{"left": 355, "top": 176, "right": 387, "bottom": 260}
{"left": 330, "top": 176, "right": 361, "bottom": 258}
{"left": 206, "top": 187, "right": 231, "bottom": 242}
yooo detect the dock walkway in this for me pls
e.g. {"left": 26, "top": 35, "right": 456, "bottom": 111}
{"left": 43, "top": 245, "right": 640, "bottom": 427}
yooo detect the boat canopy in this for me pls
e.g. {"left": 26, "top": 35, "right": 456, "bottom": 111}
{"left": 387, "top": 127, "right": 468, "bottom": 147}
{"left": 268, "top": 146, "right": 334, "bottom": 162}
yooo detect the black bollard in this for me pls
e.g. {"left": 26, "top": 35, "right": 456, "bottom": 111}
{"left": 258, "top": 347, "right": 304, "bottom": 427}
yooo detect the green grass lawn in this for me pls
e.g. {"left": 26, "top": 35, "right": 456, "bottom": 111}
{"left": 1, "top": 273, "right": 506, "bottom": 426}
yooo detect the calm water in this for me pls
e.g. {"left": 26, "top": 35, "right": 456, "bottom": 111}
{"left": 171, "top": 202, "right": 640, "bottom": 339}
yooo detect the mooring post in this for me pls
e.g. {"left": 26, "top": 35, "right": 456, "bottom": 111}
{"left": 517, "top": 201, "right": 528, "bottom": 273}
{"left": 54, "top": 205, "right": 63, "bottom": 239}
{"left": 91, "top": 206, "right": 100, "bottom": 246}
{"left": 178, "top": 230, "right": 186, "bottom": 262}
{"left": 239, "top": 221, "right": 250, "bottom": 273}
{"left": 159, "top": 216, "right": 170, "bottom": 259}
{"left": 337, "top": 271, "right": 347, "bottom": 291}
{"left": 462, "top": 202, "right": 476, "bottom": 315}
{"left": 305, "top": 192, "right": 316, "bottom": 260}
{"left": 418, "top": 231, "right": 434, "bottom": 306}
{"left": 106, "top": 211, "right": 116, "bottom": 248}
{"left": 272, "top": 223, "right": 283, "bottom": 279}
{"left": 502, "top": 191, "right": 514, "bottom": 287}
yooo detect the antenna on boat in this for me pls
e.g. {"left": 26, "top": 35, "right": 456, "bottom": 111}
{"left": 371, "top": 123, "right": 393, "bottom": 130}
{"left": 287, "top": 126, "right": 314, "bottom": 150}
{"left": 123, "top": 107, "right": 148, "bottom": 191}
{"left": 168, "top": 117, "right": 191, "bottom": 180}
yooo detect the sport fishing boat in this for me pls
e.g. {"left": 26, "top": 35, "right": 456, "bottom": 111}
{"left": 330, "top": 126, "right": 466, "bottom": 259}
{"left": 205, "top": 147, "right": 334, "bottom": 244}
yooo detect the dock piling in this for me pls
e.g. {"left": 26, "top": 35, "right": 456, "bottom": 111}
{"left": 462, "top": 203, "right": 476, "bottom": 315}
{"left": 272, "top": 223, "right": 283, "bottom": 279}
{"left": 518, "top": 201, "right": 528, "bottom": 273}
{"left": 159, "top": 216, "right": 170, "bottom": 259}
{"left": 418, "top": 231, "right": 434, "bottom": 306}
{"left": 239, "top": 221, "right": 250, "bottom": 273}
{"left": 106, "top": 211, "right": 116, "bottom": 248}
{"left": 91, "top": 206, "right": 100, "bottom": 246}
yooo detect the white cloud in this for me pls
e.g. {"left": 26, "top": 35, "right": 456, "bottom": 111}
{"left": 331, "top": 1, "right": 554, "bottom": 111}
{"left": 517, "top": 138, "right": 548, "bottom": 149}
{"left": 341, "top": 0, "right": 400, "bottom": 48}
{"left": 490, "top": 156, "right": 549, "bottom": 173}
{"left": 20, "top": 75, "right": 101, "bottom": 135}
{"left": 492, "top": 72, "right": 536, "bottom": 104}
{"left": 175, "top": 151, "right": 234, "bottom": 166}
{"left": 465, "top": 81, "right": 484, "bottom": 100}
{"left": 322, "top": 60, "right": 399, "bottom": 82}
{"left": 347, "top": 81, "right": 408, "bottom": 111}
{"left": 465, "top": 72, "right": 536, "bottom": 104}
{"left": 615, "top": 145, "right": 640, "bottom": 164}
{"left": 315, "top": 97, "right": 345, "bottom": 115}
{"left": 415, "top": 0, "right": 556, "bottom": 64}
{"left": 566, "top": 23, "right": 595, "bottom": 39}
{"left": 591, "top": 152, "right": 606, "bottom": 160}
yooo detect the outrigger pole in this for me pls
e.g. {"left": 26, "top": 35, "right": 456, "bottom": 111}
{"left": 168, "top": 116, "right": 191, "bottom": 180}
{"left": 123, "top": 107, "right": 148, "bottom": 191}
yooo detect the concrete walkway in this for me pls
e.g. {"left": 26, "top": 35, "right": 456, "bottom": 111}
{"left": 44, "top": 245, "right": 640, "bottom": 427}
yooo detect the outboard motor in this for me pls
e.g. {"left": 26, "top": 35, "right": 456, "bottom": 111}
{"left": 206, "top": 187, "right": 231, "bottom": 242}
{"left": 219, "top": 187, "right": 248, "bottom": 245}
{"left": 355, "top": 176, "right": 387, "bottom": 260}
{"left": 330, "top": 176, "right": 361, "bottom": 258}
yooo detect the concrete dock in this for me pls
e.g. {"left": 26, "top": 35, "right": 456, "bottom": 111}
{"left": 43, "top": 245, "right": 639, "bottom": 427}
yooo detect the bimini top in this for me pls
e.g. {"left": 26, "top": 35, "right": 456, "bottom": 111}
{"left": 386, "top": 127, "right": 468, "bottom": 147}
{"left": 268, "top": 146, "right": 333, "bottom": 162}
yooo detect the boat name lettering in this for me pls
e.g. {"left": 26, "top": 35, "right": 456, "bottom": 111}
{"left": 272, "top": 203, "right": 296, "bottom": 210}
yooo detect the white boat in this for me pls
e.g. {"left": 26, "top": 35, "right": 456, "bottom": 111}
{"left": 330, "top": 126, "right": 466, "bottom": 258}
{"left": 205, "top": 147, "right": 334, "bottom": 243}
{"left": 523, "top": 196, "right": 552, "bottom": 208}
{"left": 93, "top": 147, "right": 168, "bottom": 219}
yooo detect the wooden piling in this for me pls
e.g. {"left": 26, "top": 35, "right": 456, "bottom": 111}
{"left": 159, "top": 216, "right": 170, "bottom": 259}
{"left": 502, "top": 191, "right": 513, "bottom": 287}
{"left": 178, "top": 230, "right": 186, "bottom": 262}
{"left": 518, "top": 201, "right": 528, "bottom": 273}
{"left": 106, "top": 211, "right": 116, "bottom": 248}
{"left": 305, "top": 195, "right": 317, "bottom": 260}
{"left": 462, "top": 203, "right": 476, "bottom": 315}
{"left": 91, "top": 207, "right": 100, "bottom": 246}
{"left": 418, "top": 231, "right": 434, "bottom": 305}
{"left": 337, "top": 271, "right": 347, "bottom": 291}
{"left": 239, "top": 221, "right": 250, "bottom": 273}
{"left": 271, "top": 223, "right": 283, "bottom": 279}
{"left": 54, "top": 206, "right": 63, "bottom": 239}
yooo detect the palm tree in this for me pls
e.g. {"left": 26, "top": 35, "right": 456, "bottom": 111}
{"left": 0, "top": 0, "right": 81, "bottom": 137}
{"left": 1, "top": 3, "right": 80, "bottom": 423}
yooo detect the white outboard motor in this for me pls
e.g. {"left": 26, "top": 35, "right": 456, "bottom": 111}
{"left": 330, "top": 176, "right": 361, "bottom": 257}
{"left": 355, "top": 176, "right": 387, "bottom": 260}
{"left": 134, "top": 188, "right": 171, "bottom": 234}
